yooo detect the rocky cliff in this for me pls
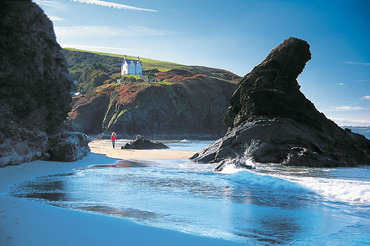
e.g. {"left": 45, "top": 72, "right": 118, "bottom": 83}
{"left": 61, "top": 48, "right": 239, "bottom": 139}
{"left": 68, "top": 75, "right": 236, "bottom": 139}
{"left": 191, "top": 37, "right": 370, "bottom": 168}
{"left": 0, "top": 1, "right": 89, "bottom": 167}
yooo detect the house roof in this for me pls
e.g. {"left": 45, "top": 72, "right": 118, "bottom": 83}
{"left": 121, "top": 57, "right": 141, "bottom": 66}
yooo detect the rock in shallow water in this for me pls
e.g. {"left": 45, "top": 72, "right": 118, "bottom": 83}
{"left": 121, "top": 135, "right": 169, "bottom": 149}
{"left": 191, "top": 37, "right": 370, "bottom": 169}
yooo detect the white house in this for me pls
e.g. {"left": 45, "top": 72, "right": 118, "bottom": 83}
{"left": 121, "top": 55, "right": 142, "bottom": 76}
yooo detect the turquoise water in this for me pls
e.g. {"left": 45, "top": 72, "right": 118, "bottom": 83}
{"left": 10, "top": 140, "right": 370, "bottom": 245}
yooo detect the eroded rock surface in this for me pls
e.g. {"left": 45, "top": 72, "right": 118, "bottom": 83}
{"left": 191, "top": 37, "right": 370, "bottom": 169}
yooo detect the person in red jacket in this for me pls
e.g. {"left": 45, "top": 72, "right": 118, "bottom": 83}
{"left": 111, "top": 132, "right": 117, "bottom": 149}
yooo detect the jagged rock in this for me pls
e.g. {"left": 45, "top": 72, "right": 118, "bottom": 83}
{"left": 121, "top": 135, "right": 169, "bottom": 149}
{"left": 191, "top": 37, "right": 370, "bottom": 169}
{"left": 0, "top": 1, "right": 89, "bottom": 166}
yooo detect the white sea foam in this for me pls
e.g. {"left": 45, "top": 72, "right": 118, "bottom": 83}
{"left": 286, "top": 176, "right": 370, "bottom": 204}
{"left": 221, "top": 167, "right": 312, "bottom": 193}
{"left": 219, "top": 162, "right": 370, "bottom": 204}
{"left": 219, "top": 164, "right": 245, "bottom": 174}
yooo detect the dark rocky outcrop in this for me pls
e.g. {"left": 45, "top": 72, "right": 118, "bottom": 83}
{"left": 0, "top": 1, "right": 89, "bottom": 167}
{"left": 191, "top": 37, "right": 370, "bottom": 169}
{"left": 121, "top": 135, "right": 169, "bottom": 149}
{"left": 49, "top": 132, "right": 91, "bottom": 162}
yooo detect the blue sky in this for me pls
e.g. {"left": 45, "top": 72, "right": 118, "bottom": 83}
{"left": 34, "top": 0, "right": 370, "bottom": 126}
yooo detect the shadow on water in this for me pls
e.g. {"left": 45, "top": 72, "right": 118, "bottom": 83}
{"left": 10, "top": 173, "right": 73, "bottom": 202}
{"left": 79, "top": 160, "right": 154, "bottom": 169}
{"left": 9, "top": 160, "right": 163, "bottom": 223}
{"left": 216, "top": 171, "right": 313, "bottom": 244}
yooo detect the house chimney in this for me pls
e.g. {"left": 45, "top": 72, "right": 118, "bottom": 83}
{"left": 137, "top": 56, "right": 140, "bottom": 61}
{"left": 124, "top": 55, "right": 127, "bottom": 60}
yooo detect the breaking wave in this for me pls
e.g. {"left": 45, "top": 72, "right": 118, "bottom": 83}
{"left": 287, "top": 176, "right": 370, "bottom": 204}
{"left": 221, "top": 165, "right": 313, "bottom": 194}
{"left": 219, "top": 163, "right": 370, "bottom": 205}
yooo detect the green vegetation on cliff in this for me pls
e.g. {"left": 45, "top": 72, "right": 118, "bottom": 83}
{"left": 61, "top": 48, "right": 240, "bottom": 94}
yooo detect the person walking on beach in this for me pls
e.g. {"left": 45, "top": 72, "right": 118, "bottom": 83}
{"left": 111, "top": 132, "right": 117, "bottom": 149}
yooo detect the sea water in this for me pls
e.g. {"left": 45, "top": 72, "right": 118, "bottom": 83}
{"left": 9, "top": 140, "right": 370, "bottom": 245}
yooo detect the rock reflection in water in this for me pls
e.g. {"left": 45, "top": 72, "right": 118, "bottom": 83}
{"left": 10, "top": 173, "right": 73, "bottom": 202}
{"left": 78, "top": 205, "right": 159, "bottom": 221}
{"left": 226, "top": 179, "right": 309, "bottom": 244}
{"left": 81, "top": 160, "right": 153, "bottom": 169}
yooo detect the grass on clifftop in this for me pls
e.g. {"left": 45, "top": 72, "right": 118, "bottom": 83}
{"left": 64, "top": 48, "right": 188, "bottom": 71}
{"left": 63, "top": 48, "right": 240, "bottom": 95}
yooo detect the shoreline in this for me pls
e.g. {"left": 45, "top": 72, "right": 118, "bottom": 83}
{"left": 0, "top": 140, "right": 242, "bottom": 246}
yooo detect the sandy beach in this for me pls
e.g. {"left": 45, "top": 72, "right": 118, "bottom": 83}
{"left": 0, "top": 140, "right": 243, "bottom": 246}
{"left": 89, "top": 139, "right": 197, "bottom": 160}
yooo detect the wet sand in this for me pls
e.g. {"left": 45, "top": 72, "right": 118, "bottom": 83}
{"left": 89, "top": 139, "right": 197, "bottom": 160}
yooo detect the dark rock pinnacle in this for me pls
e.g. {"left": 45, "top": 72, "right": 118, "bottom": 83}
{"left": 191, "top": 37, "right": 370, "bottom": 169}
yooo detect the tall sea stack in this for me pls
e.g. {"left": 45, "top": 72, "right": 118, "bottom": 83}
{"left": 0, "top": 1, "right": 89, "bottom": 167}
{"left": 191, "top": 37, "right": 370, "bottom": 169}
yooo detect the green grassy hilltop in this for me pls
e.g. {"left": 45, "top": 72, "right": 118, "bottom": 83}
{"left": 62, "top": 48, "right": 240, "bottom": 94}
{"left": 64, "top": 48, "right": 189, "bottom": 71}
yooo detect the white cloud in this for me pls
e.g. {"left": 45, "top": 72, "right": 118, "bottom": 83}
{"left": 34, "top": 0, "right": 65, "bottom": 9}
{"left": 326, "top": 106, "right": 364, "bottom": 112}
{"left": 354, "top": 79, "right": 370, "bottom": 83}
{"left": 55, "top": 26, "right": 174, "bottom": 38}
{"left": 55, "top": 26, "right": 123, "bottom": 37}
{"left": 343, "top": 61, "right": 370, "bottom": 66}
{"left": 60, "top": 43, "right": 129, "bottom": 52}
{"left": 126, "top": 26, "right": 176, "bottom": 36}
{"left": 337, "top": 83, "right": 344, "bottom": 86}
{"left": 361, "top": 96, "right": 370, "bottom": 100}
{"left": 334, "top": 106, "right": 364, "bottom": 111}
{"left": 48, "top": 16, "right": 65, "bottom": 21}
{"left": 71, "top": 0, "right": 157, "bottom": 12}
{"left": 329, "top": 117, "right": 370, "bottom": 126}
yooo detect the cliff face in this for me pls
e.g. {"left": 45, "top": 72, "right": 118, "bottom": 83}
{"left": 68, "top": 76, "right": 236, "bottom": 139}
{"left": 0, "top": 1, "right": 89, "bottom": 166}
{"left": 61, "top": 48, "right": 239, "bottom": 138}
{"left": 192, "top": 37, "right": 370, "bottom": 168}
